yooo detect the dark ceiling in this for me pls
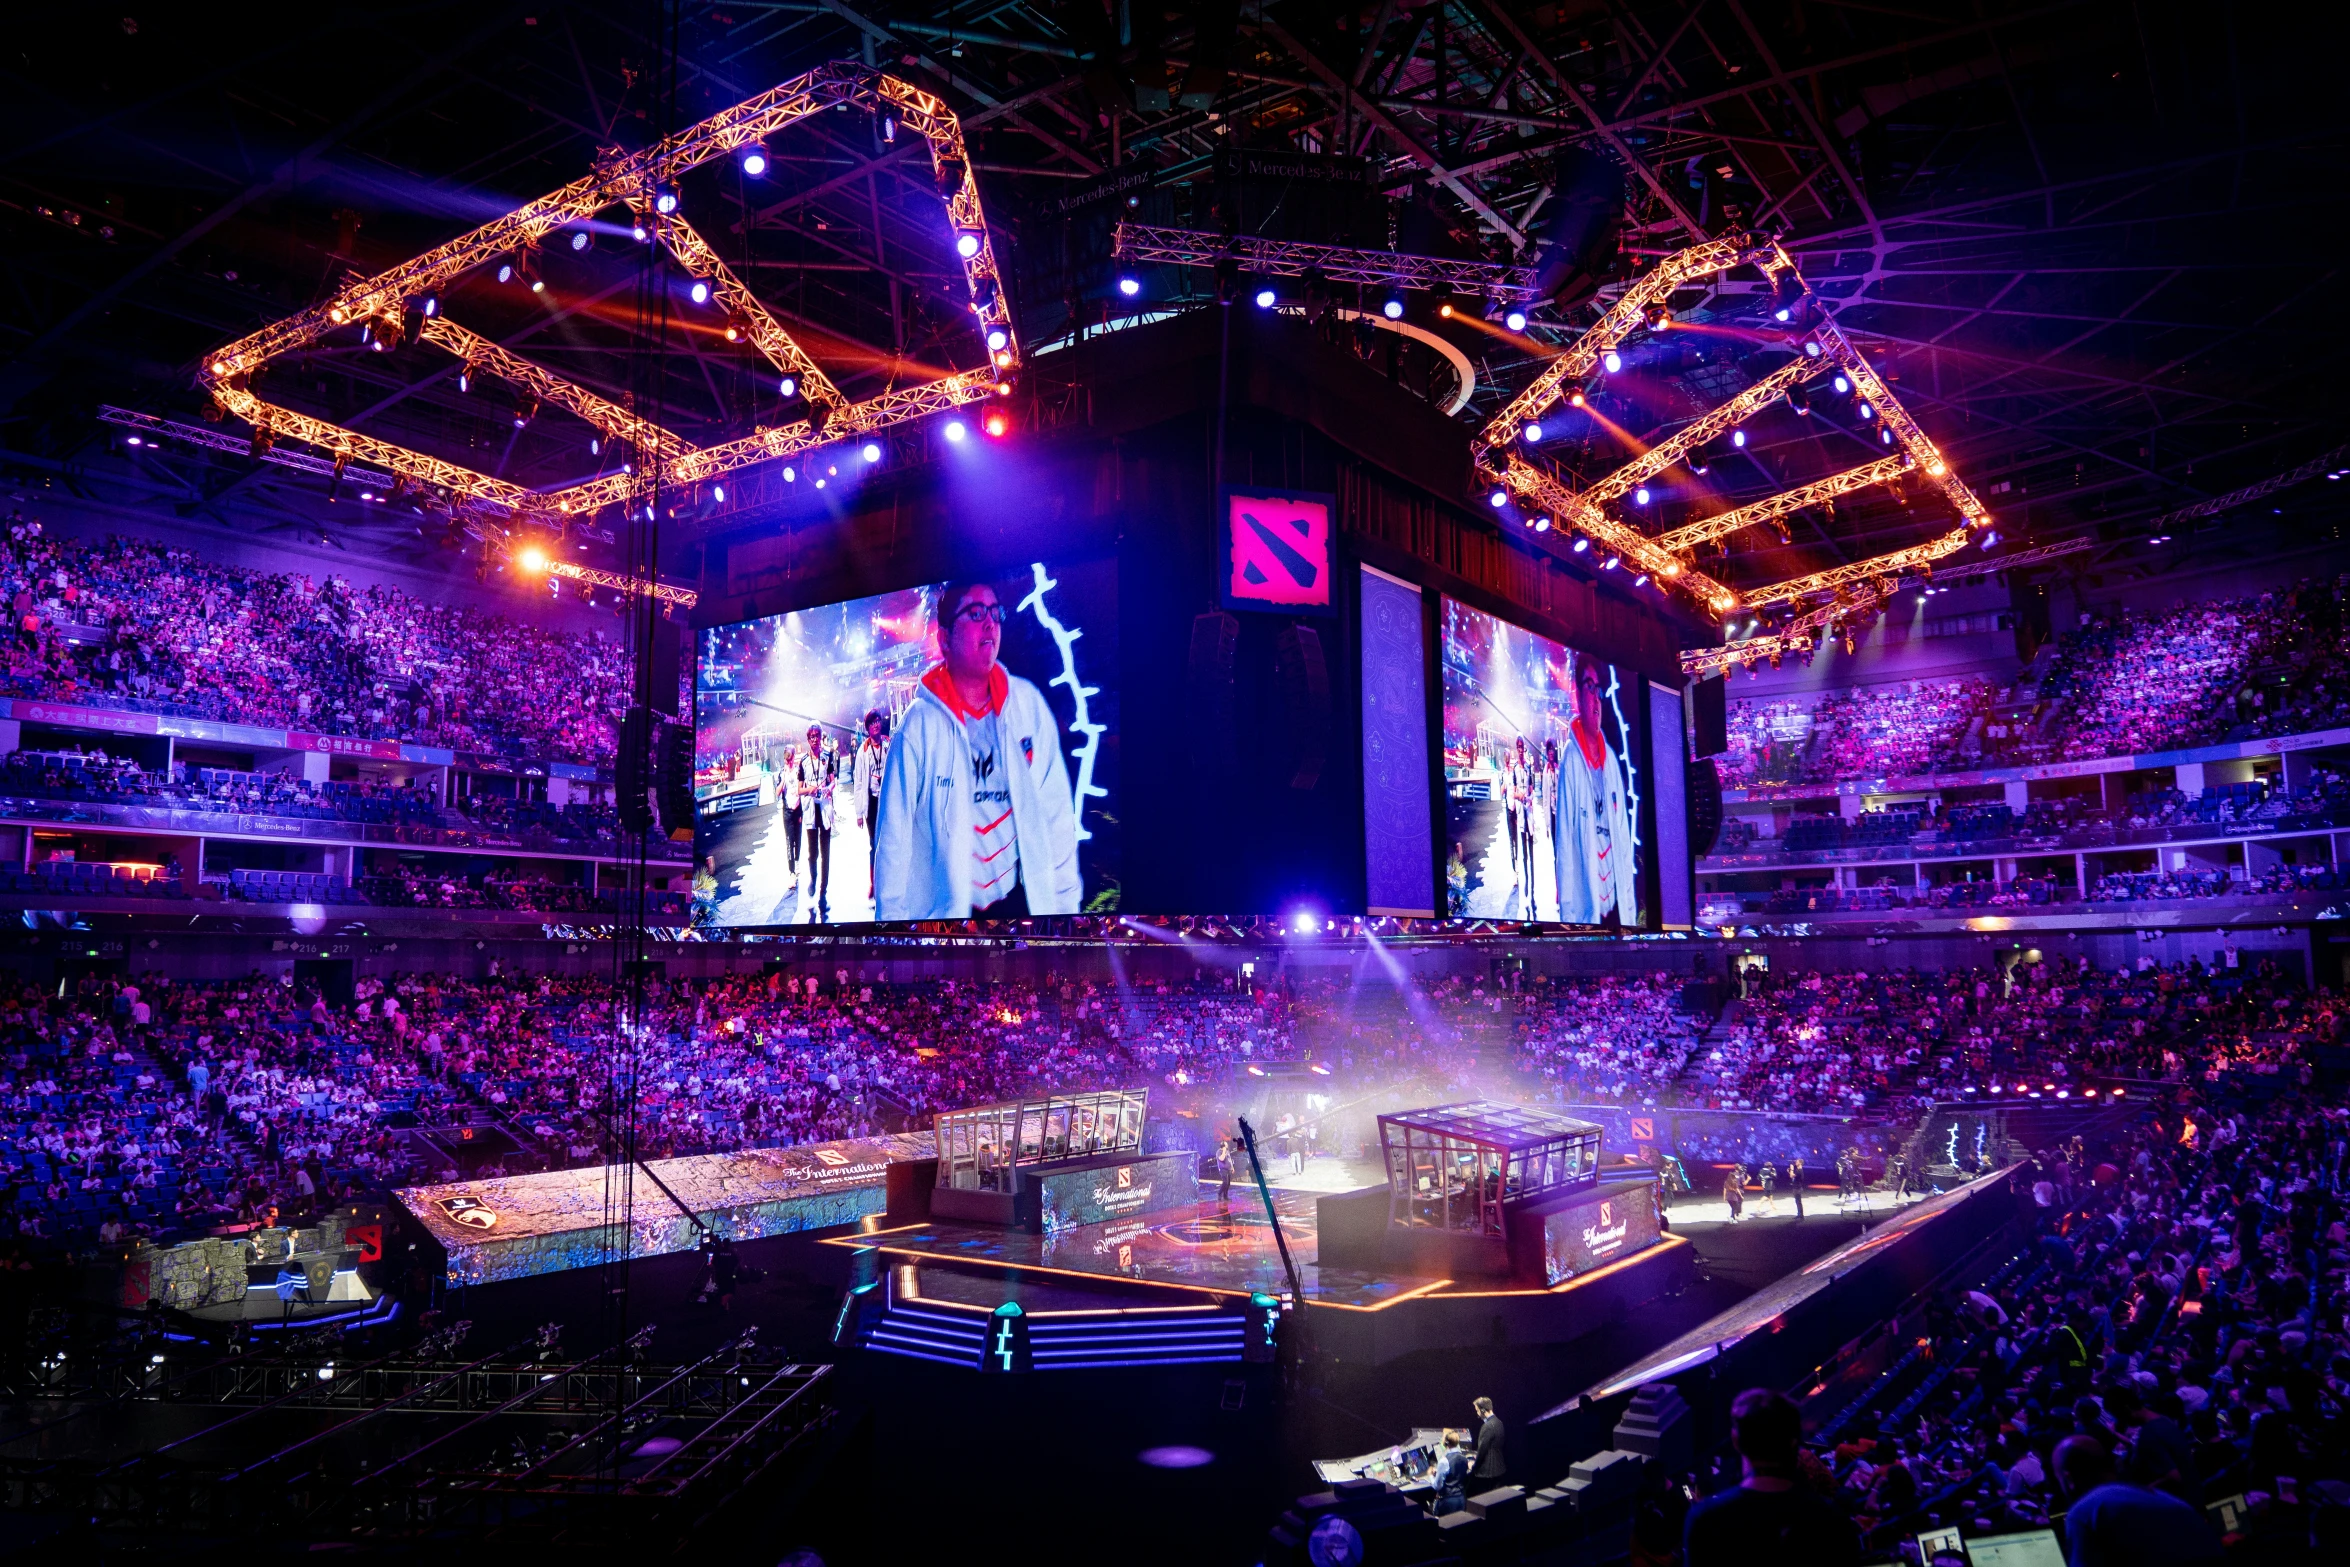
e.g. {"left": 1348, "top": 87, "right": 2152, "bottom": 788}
{"left": 2, "top": 2, "right": 2345, "bottom": 609}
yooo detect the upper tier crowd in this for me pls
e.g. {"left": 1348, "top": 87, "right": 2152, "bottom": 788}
{"left": 1717, "top": 580, "right": 2350, "bottom": 790}
{"left": 5, "top": 952, "right": 2336, "bottom": 1257}
{"left": 2, "top": 524, "right": 638, "bottom": 764}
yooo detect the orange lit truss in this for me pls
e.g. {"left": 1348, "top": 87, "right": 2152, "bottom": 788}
{"left": 196, "top": 62, "right": 1016, "bottom": 598}
{"left": 1466, "top": 236, "right": 1991, "bottom": 667}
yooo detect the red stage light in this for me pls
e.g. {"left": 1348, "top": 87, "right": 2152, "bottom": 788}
{"left": 983, "top": 412, "right": 1009, "bottom": 438}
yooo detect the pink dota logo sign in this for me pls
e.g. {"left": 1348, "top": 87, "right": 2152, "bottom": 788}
{"left": 1224, "top": 490, "right": 1333, "bottom": 612}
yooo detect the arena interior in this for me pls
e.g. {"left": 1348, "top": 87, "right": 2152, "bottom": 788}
{"left": 2, "top": 5, "right": 2347, "bottom": 1565}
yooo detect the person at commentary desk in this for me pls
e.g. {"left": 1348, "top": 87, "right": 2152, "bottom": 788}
{"left": 874, "top": 579, "right": 1081, "bottom": 920}
{"left": 1471, "top": 1396, "right": 1507, "bottom": 1490}
{"left": 1431, "top": 1432, "right": 1471, "bottom": 1516}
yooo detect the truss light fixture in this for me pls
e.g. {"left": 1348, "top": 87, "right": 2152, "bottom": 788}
{"left": 1522, "top": 422, "right": 1543, "bottom": 444}
{"left": 419, "top": 296, "right": 438, "bottom": 317}
{"left": 783, "top": 465, "right": 797, "bottom": 482}
{"left": 195, "top": 64, "right": 1021, "bottom": 545}
{"left": 1533, "top": 517, "right": 1551, "bottom": 532}
{"left": 1254, "top": 284, "right": 1277, "bottom": 310}
{"left": 1117, "top": 271, "right": 1141, "bottom": 298}
{"left": 985, "top": 327, "right": 1008, "bottom": 352}
{"left": 1857, "top": 401, "right": 1875, "bottom": 421}
{"left": 1634, "top": 485, "right": 1652, "bottom": 505}
{"left": 778, "top": 375, "right": 798, "bottom": 398}
{"left": 955, "top": 229, "right": 984, "bottom": 259}
{"left": 1564, "top": 380, "right": 1587, "bottom": 408}
{"left": 984, "top": 411, "right": 1008, "bottom": 437}
{"left": 712, "top": 483, "right": 726, "bottom": 502}
{"left": 1788, "top": 385, "right": 1811, "bottom": 416}
{"left": 570, "top": 230, "right": 593, "bottom": 253}
{"left": 1505, "top": 308, "right": 1528, "bottom": 332}
{"left": 1832, "top": 373, "right": 1850, "bottom": 394}
{"left": 1602, "top": 349, "right": 1624, "bottom": 374}
{"left": 944, "top": 418, "right": 967, "bottom": 443}
{"left": 1689, "top": 450, "right": 1709, "bottom": 475}
{"left": 861, "top": 441, "right": 882, "bottom": 464}
{"left": 1572, "top": 537, "right": 1588, "bottom": 553}
{"left": 688, "top": 279, "right": 712, "bottom": 306}
{"left": 1802, "top": 339, "right": 1823, "bottom": 358}
{"left": 1489, "top": 488, "right": 1508, "bottom": 508}
{"left": 740, "top": 142, "right": 770, "bottom": 178}
{"left": 1381, "top": 289, "right": 1405, "bottom": 320}
{"left": 496, "top": 262, "right": 515, "bottom": 284}
{"left": 1642, "top": 302, "right": 1672, "bottom": 331}
{"left": 1732, "top": 428, "right": 1747, "bottom": 447}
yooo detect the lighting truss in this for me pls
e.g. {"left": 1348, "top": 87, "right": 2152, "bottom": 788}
{"left": 1652, "top": 456, "right": 1911, "bottom": 553}
{"left": 97, "top": 405, "right": 396, "bottom": 490}
{"left": 1469, "top": 236, "right": 1990, "bottom": 618}
{"left": 1110, "top": 222, "right": 1540, "bottom": 300}
{"left": 195, "top": 62, "right": 1016, "bottom": 545}
{"left": 544, "top": 559, "right": 698, "bottom": 608}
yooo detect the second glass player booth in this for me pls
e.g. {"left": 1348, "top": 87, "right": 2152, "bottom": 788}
{"left": 930, "top": 1089, "right": 1198, "bottom": 1233}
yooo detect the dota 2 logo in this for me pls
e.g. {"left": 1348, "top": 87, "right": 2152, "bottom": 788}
{"left": 438, "top": 1196, "right": 498, "bottom": 1231}
{"left": 1599, "top": 1201, "right": 1613, "bottom": 1227}
{"left": 1224, "top": 491, "right": 1332, "bottom": 612}
{"left": 1116, "top": 1166, "right": 1134, "bottom": 1189}
{"left": 812, "top": 1148, "right": 852, "bottom": 1167}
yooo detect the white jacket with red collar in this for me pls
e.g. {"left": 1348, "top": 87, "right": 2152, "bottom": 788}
{"left": 873, "top": 664, "right": 1081, "bottom": 919}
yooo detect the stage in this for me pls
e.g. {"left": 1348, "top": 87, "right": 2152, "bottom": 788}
{"left": 826, "top": 1178, "right": 1693, "bottom": 1364}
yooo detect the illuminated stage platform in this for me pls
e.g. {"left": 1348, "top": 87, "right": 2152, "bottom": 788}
{"left": 829, "top": 1180, "right": 1692, "bottom": 1365}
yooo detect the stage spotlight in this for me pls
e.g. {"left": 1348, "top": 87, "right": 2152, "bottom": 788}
{"left": 496, "top": 262, "right": 514, "bottom": 284}
{"left": 712, "top": 484, "right": 726, "bottom": 502}
{"left": 1857, "top": 402, "right": 1874, "bottom": 420}
{"left": 1533, "top": 517, "right": 1551, "bottom": 532}
{"left": 517, "top": 544, "right": 548, "bottom": 572}
{"left": 688, "top": 279, "right": 712, "bottom": 305}
{"left": 1253, "top": 285, "right": 1277, "bottom": 310}
{"left": 944, "top": 419, "right": 968, "bottom": 443}
{"left": 1788, "top": 385, "right": 1811, "bottom": 416}
{"left": 1602, "top": 556, "right": 1620, "bottom": 570}
{"left": 1832, "top": 374, "right": 1850, "bottom": 394}
{"left": 986, "top": 327, "right": 1008, "bottom": 352}
{"left": 955, "top": 230, "right": 984, "bottom": 259}
{"left": 723, "top": 320, "right": 744, "bottom": 343}
{"left": 632, "top": 222, "right": 648, "bottom": 242}
{"left": 570, "top": 230, "right": 592, "bottom": 252}
{"left": 1603, "top": 349, "right": 1625, "bottom": 373}
{"left": 740, "top": 142, "right": 770, "bottom": 177}
{"left": 420, "top": 296, "right": 438, "bottom": 317}
{"left": 1731, "top": 428, "right": 1746, "bottom": 447}
{"left": 1634, "top": 573, "right": 1650, "bottom": 586}
{"left": 1770, "top": 271, "right": 1806, "bottom": 322}
{"left": 653, "top": 185, "right": 680, "bottom": 215}
{"left": 1522, "top": 422, "right": 1543, "bottom": 444}
{"left": 1689, "top": 450, "right": 1709, "bottom": 475}
{"left": 1117, "top": 272, "right": 1141, "bottom": 297}
{"left": 779, "top": 375, "right": 798, "bottom": 398}
{"left": 1489, "top": 489, "right": 1508, "bottom": 508}
{"left": 1634, "top": 485, "right": 1652, "bottom": 505}
{"left": 1564, "top": 380, "right": 1587, "bottom": 407}
{"left": 1881, "top": 427, "right": 1895, "bottom": 445}
{"left": 458, "top": 366, "right": 471, "bottom": 392}
{"left": 1505, "top": 307, "right": 1528, "bottom": 332}
{"left": 984, "top": 411, "right": 1008, "bottom": 437}
{"left": 1642, "top": 301, "right": 1672, "bottom": 331}
{"left": 783, "top": 466, "right": 797, "bottom": 482}
{"left": 512, "top": 394, "right": 538, "bottom": 429}
{"left": 861, "top": 441, "right": 882, "bottom": 464}
{"left": 1381, "top": 291, "right": 1405, "bottom": 319}
{"left": 590, "top": 437, "right": 600, "bottom": 455}
{"left": 1572, "top": 537, "right": 1588, "bottom": 553}
{"left": 1802, "top": 339, "right": 1823, "bottom": 358}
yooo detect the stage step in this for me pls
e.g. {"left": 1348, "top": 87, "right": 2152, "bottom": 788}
{"left": 853, "top": 1299, "right": 1250, "bottom": 1370}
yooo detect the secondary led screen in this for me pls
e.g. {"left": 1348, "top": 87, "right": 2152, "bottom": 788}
{"left": 695, "top": 561, "right": 1118, "bottom": 925}
{"left": 1440, "top": 598, "right": 1648, "bottom": 927}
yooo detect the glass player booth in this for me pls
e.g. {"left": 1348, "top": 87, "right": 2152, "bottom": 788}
{"left": 935, "top": 1089, "right": 1149, "bottom": 1194}
{"left": 1378, "top": 1102, "right": 1603, "bottom": 1238}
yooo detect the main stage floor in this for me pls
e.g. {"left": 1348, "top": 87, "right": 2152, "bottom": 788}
{"left": 827, "top": 1178, "right": 1691, "bottom": 1316}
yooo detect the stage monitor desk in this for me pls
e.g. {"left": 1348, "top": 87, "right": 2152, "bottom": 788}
{"left": 931, "top": 1089, "right": 1193, "bottom": 1232}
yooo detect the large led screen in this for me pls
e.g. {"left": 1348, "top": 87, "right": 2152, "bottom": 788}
{"left": 695, "top": 561, "right": 1118, "bottom": 925}
{"left": 1440, "top": 598, "right": 1648, "bottom": 927}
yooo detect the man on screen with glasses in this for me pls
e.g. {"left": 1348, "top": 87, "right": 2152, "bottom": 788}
{"left": 874, "top": 580, "right": 1081, "bottom": 919}
{"left": 1551, "top": 649, "right": 1638, "bottom": 926}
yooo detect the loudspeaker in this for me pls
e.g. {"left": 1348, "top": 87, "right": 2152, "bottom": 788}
{"left": 646, "top": 619, "right": 684, "bottom": 717}
{"left": 1274, "top": 623, "right": 1331, "bottom": 791}
{"left": 655, "top": 721, "right": 695, "bottom": 838}
{"left": 1688, "top": 756, "right": 1723, "bottom": 857}
{"left": 1691, "top": 675, "right": 1727, "bottom": 759}
{"left": 1532, "top": 148, "right": 1626, "bottom": 308}
{"left": 1187, "top": 611, "right": 1239, "bottom": 787}
{"left": 617, "top": 706, "right": 654, "bottom": 834}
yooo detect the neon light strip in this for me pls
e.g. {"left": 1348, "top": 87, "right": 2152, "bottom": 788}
{"left": 1019, "top": 562, "right": 1107, "bottom": 848}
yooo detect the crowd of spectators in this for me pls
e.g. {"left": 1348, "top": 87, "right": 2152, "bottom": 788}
{"left": 1680, "top": 1089, "right": 2348, "bottom": 1564}
{"left": 1716, "top": 582, "right": 2350, "bottom": 793}
{"left": 1, "top": 523, "right": 640, "bottom": 764}
{"left": 10, "top": 951, "right": 2339, "bottom": 1265}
